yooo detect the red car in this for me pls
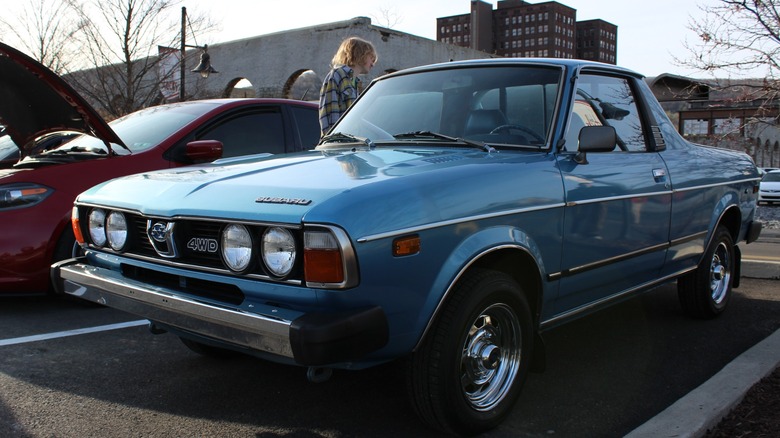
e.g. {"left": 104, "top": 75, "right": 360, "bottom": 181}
{"left": 0, "top": 42, "right": 319, "bottom": 295}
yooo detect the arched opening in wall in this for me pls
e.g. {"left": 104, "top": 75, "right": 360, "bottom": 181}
{"left": 765, "top": 139, "right": 771, "bottom": 166}
{"left": 774, "top": 141, "right": 779, "bottom": 167}
{"left": 223, "top": 78, "right": 256, "bottom": 98}
{"left": 283, "top": 69, "right": 320, "bottom": 101}
{"left": 752, "top": 137, "right": 761, "bottom": 163}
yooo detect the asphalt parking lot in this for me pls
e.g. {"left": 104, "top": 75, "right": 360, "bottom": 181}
{"left": 1, "top": 271, "right": 778, "bottom": 437}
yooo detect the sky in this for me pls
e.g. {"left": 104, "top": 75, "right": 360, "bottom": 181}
{"left": 186, "top": 0, "right": 729, "bottom": 78}
{"left": 0, "top": 0, "right": 743, "bottom": 78}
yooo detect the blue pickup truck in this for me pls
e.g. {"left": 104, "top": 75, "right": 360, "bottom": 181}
{"left": 55, "top": 58, "right": 762, "bottom": 435}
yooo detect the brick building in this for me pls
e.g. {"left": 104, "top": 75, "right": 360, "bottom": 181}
{"left": 437, "top": 0, "right": 617, "bottom": 63}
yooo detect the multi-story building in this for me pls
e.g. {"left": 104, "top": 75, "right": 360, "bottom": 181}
{"left": 576, "top": 19, "right": 617, "bottom": 64}
{"left": 437, "top": 0, "right": 617, "bottom": 64}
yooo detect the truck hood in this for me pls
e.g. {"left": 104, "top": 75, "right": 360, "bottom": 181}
{"left": 78, "top": 148, "right": 558, "bottom": 238}
{"left": 0, "top": 42, "right": 125, "bottom": 157}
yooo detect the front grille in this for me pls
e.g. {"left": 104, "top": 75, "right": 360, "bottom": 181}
{"left": 122, "top": 264, "right": 244, "bottom": 305}
{"left": 177, "top": 220, "right": 225, "bottom": 268}
{"left": 79, "top": 207, "right": 303, "bottom": 282}
{"left": 130, "top": 215, "right": 155, "bottom": 256}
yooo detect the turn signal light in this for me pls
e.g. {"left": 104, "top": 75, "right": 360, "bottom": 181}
{"left": 304, "top": 249, "right": 344, "bottom": 283}
{"left": 304, "top": 230, "right": 345, "bottom": 284}
{"left": 71, "top": 206, "right": 85, "bottom": 244}
{"left": 393, "top": 235, "right": 420, "bottom": 257}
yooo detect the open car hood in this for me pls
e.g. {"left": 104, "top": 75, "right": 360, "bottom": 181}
{"left": 0, "top": 42, "right": 126, "bottom": 156}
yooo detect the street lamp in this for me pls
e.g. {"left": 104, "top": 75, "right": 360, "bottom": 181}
{"left": 180, "top": 6, "right": 217, "bottom": 101}
{"left": 191, "top": 45, "right": 217, "bottom": 78}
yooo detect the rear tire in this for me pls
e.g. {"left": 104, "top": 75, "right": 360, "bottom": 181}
{"left": 678, "top": 226, "right": 734, "bottom": 319}
{"left": 406, "top": 269, "right": 533, "bottom": 436}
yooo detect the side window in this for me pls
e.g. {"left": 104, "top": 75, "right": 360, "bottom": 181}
{"left": 568, "top": 74, "right": 647, "bottom": 152}
{"left": 289, "top": 105, "right": 320, "bottom": 149}
{"left": 199, "top": 110, "right": 286, "bottom": 158}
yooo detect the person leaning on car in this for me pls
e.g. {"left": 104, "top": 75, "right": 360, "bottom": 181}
{"left": 318, "top": 36, "right": 377, "bottom": 136}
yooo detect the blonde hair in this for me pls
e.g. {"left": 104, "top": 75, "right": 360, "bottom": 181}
{"left": 331, "top": 37, "right": 377, "bottom": 68}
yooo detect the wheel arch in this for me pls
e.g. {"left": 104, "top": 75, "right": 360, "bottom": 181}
{"left": 413, "top": 235, "right": 546, "bottom": 353}
{"left": 468, "top": 248, "right": 544, "bottom": 325}
{"left": 48, "top": 210, "right": 76, "bottom": 260}
{"left": 717, "top": 204, "right": 742, "bottom": 243}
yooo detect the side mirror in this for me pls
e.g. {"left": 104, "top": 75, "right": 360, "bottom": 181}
{"left": 185, "top": 140, "right": 223, "bottom": 163}
{"left": 575, "top": 126, "right": 616, "bottom": 164}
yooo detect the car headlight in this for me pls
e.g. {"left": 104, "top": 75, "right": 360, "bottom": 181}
{"left": 262, "top": 227, "right": 296, "bottom": 277}
{"left": 0, "top": 183, "right": 52, "bottom": 209}
{"left": 106, "top": 211, "right": 128, "bottom": 250}
{"left": 88, "top": 208, "right": 107, "bottom": 246}
{"left": 222, "top": 224, "right": 253, "bottom": 272}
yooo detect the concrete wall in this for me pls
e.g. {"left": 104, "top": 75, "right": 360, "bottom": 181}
{"left": 186, "top": 17, "right": 494, "bottom": 100}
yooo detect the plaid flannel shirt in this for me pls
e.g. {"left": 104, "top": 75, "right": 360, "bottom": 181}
{"left": 319, "top": 65, "right": 360, "bottom": 135}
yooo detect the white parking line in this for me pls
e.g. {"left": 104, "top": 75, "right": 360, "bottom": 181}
{"left": 0, "top": 320, "right": 148, "bottom": 347}
{"left": 743, "top": 257, "right": 780, "bottom": 265}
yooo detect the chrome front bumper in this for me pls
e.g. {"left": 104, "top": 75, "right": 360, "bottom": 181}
{"left": 56, "top": 260, "right": 296, "bottom": 359}
{"left": 53, "top": 259, "right": 389, "bottom": 366}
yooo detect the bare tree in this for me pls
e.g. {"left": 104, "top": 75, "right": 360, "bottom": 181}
{"left": 682, "top": 1, "right": 780, "bottom": 76}
{"left": 371, "top": 6, "right": 404, "bottom": 30}
{"left": 677, "top": 0, "right": 780, "bottom": 159}
{"left": 64, "top": 0, "right": 215, "bottom": 118}
{"left": 679, "top": 1, "right": 780, "bottom": 105}
{"left": 0, "top": 0, "right": 86, "bottom": 74}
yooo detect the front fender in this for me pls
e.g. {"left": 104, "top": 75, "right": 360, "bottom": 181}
{"left": 413, "top": 225, "right": 553, "bottom": 350}
{"left": 708, "top": 192, "right": 742, "bottom": 244}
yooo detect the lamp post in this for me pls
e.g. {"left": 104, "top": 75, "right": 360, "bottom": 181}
{"left": 180, "top": 6, "right": 217, "bottom": 101}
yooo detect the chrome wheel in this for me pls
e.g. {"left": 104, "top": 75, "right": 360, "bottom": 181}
{"left": 678, "top": 226, "right": 734, "bottom": 319}
{"left": 709, "top": 241, "right": 731, "bottom": 305}
{"left": 461, "top": 303, "right": 522, "bottom": 411}
{"left": 407, "top": 269, "right": 532, "bottom": 435}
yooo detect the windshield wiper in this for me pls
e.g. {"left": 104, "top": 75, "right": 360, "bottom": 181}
{"left": 393, "top": 131, "right": 496, "bottom": 153}
{"left": 320, "top": 132, "right": 375, "bottom": 149}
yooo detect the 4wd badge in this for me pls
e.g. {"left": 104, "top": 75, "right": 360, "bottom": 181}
{"left": 187, "top": 237, "right": 218, "bottom": 253}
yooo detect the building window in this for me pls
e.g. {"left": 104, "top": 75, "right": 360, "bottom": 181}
{"left": 683, "top": 119, "right": 709, "bottom": 136}
{"left": 713, "top": 117, "right": 742, "bottom": 135}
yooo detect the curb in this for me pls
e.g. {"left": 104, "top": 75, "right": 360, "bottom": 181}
{"left": 742, "top": 259, "right": 780, "bottom": 280}
{"left": 625, "top": 328, "right": 780, "bottom": 438}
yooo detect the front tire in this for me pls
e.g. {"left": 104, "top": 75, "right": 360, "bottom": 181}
{"left": 678, "top": 226, "right": 735, "bottom": 319}
{"left": 407, "top": 269, "right": 533, "bottom": 436}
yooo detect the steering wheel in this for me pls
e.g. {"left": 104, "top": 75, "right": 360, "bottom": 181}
{"left": 490, "top": 124, "right": 544, "bottom": 143}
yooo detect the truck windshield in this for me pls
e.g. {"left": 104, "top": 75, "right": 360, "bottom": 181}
{"left": 330, "top": 65, "right": 562, "bottom": 148}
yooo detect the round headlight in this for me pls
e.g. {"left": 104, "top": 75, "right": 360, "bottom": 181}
{"left": 222, "top": 224, "right": 253, "bottom": 272}
{"left": 262, "top": 227, "right": 296, "bottom": 277}
{"left": 106, "top": 211, "right": 128, "bottom": 250}
{"left": 88, "top": 209, "right": 107, "bottom": 246}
